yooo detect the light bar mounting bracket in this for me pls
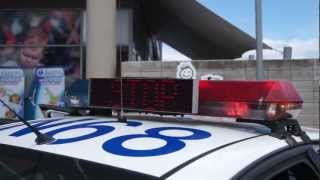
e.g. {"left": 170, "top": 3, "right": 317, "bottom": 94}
{"left": 237, "top": 118, "right": 312, "bottom": 146}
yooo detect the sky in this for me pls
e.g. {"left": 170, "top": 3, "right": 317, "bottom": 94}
{"left": 162, "top": 0, "right": 319, "bottom": 60}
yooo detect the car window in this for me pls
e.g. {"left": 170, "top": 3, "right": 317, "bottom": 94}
{"left": 33, "top": 153, "right": 88, "bottom": 180}
{"left": 269, "top": 162, "right": 318, "bottom": 180}
{"left": 0, "top": 145, "right": 40, "bottom": 180}
{"left": 78, "top": 160, "right": 158, "bottom": 180}
{"left": 0, "top": 144, "right": 157, "bottom": 180}
{"left": 234, "top": 145, "right": 320, "bottom": 180}
{"left": 312, "top": 143, "right": 319, "bottom": 157}
{"left": 34, "top": 154, "right": 157, "bottom": 180}
{"left": 0, "top": 144, "right": 79, "bottom": 180}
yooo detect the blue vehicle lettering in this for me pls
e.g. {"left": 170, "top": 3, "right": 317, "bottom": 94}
{"left": 3, "top": 119, "right": 211, "bottom": 157}
{"left": 0, "top": 118, "right": 64, "bottom": 132}
{"left": 47, "top": 121, "right": 142, "bottom": 144}
{"left": 10, "top": 118, "right": 95, "bottom": 137}
{"left": 47, "top": 122, "right": 114, "bottom": 144}
{"left": 10, "top": 119, "right": 141, "bottom": 138}
{"left": 103, "top": 127, "right": 211, "bottom": 157}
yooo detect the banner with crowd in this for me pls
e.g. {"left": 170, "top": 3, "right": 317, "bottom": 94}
{"left": 0, "top": 9, "right": 82, "bottom": 78}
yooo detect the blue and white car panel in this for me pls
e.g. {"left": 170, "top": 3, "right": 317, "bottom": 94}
{"left": 0, "top": 116, "right": 319, "bottom": 179}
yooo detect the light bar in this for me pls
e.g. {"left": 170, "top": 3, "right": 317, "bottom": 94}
{"left": 90, "top": 78, "right": 199, "bottom": 114}
{"left": 198, "top": 81, "right": 303, "bottom": 120}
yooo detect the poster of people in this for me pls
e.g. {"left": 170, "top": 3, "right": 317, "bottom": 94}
{"left": 0, "top": 68, "right": 24, "bottom": 120}
{"left": 0, "top": 10, "right": 82, "bottom": 78}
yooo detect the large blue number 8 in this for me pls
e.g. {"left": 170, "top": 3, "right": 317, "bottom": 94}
{"left": 103, "top": 127, "right": 211, "bottom": 157}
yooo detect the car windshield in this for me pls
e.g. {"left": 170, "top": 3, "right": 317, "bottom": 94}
{"left": 0, "top": 145, "right": 157, "bottom": 180}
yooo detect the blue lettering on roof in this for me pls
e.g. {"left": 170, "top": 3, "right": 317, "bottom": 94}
{"left": 10, "top": 118, "right": 95, "bottom": 137}
{"left": 44, "top": 121, "right": 142, "bottom": 144}
{"left": 0, "top": 118, "right": 65, "bottom": 132}
{"left": 103, "top": 127, "right": 211, "bottom": 157}
{"left": 3, "top": 119, "right": 211, "bottom": 157}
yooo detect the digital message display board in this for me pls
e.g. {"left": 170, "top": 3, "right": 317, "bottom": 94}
{"left": 90, "top": 79, "right": 198, "bottom": 114}
{"left": 90, "top": 79, "right": 121, "bottom": 109}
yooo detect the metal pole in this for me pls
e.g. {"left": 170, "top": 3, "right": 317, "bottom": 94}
{"left": 283, "top": 46, "right": 293, "bottom": 60}
{"left": 255, "top": 0, "right": 264, "bottom": 80}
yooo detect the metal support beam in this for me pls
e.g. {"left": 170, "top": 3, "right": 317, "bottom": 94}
{"left": 283, "top": 46, "right": 293, "bottom": 60}
{"left": 86, "top": 0, "right": 117, "bottom": 79}
{"left": 255, "top": 0, "right": 264, "bottom": 80}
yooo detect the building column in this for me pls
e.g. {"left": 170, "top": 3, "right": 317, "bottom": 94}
{"left": 86, "top": 0, "right": 116, "bottom": 78}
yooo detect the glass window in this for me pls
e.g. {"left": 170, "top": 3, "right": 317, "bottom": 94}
{"left": 34, "top": 157, "right": 157, "bottom": 180}
{"left": 0, "top": 47, "right": 80, "bottom": 77}
{"left": 0, "top": 9, "right": 83, "bottom": 78}
{"left": 0, "top": 10, "right": 82, "bottom": 45}
{"left": 34, "top": 154, "right": 87, "bottom": 180}
{"left": 78, "top": 160, "right": 157, "bottom": 180}
{"left": 312, "top": 143, "right": 319, "bottom": 156}
{"left": 269, "top": 162, "right": 319, "bottom": 180}
{"left": 0, "top": 145, "right": 40, "bottom": 180}
{"left": 0, "top": 145, "right": 158, "bottom": 180}
{"left": 235, "top": 146, "right": 320, "bottom": 180}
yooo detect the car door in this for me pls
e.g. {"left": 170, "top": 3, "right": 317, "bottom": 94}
{"left": 233, "top": 143, "right": 320, "bottom": 180}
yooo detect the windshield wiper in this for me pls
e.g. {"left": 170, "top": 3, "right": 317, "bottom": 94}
{"left": 0, "top": 98, "right": 55, "bottom": 145}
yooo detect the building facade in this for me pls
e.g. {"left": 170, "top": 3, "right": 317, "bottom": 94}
{"left": 1, "top": 0, "right": 259, "bottom": 79}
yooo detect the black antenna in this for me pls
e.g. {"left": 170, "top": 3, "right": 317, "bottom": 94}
{"left": 0, "top": 98, "right": 55, "bottom": 145}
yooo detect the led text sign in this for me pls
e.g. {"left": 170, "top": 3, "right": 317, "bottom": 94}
{"left": 90, "top": 79, "right": 198, "bottom": 114}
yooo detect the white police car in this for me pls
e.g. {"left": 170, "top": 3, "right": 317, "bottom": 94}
{"left": 0, "top": 79, "right": 319, "bottom": 179}
{"left": 0, "top": 115, "right": 319, "bottom": 180}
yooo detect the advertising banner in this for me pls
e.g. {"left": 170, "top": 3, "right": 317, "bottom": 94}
{"left": 0, "top": 68, "right": 24, "bottom": 120}
{"left": 65, "top": 79, "right": 89, "bottom": 107}
{"left": 25, "top": 67, "right": 65, "bottom": 120}
{"left": 0, "top": 10, "right": 82, "bottom": 77}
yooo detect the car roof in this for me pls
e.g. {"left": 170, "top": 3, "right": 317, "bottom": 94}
{"left": 166, "top": 135, "right": 288, "bottom": 180}
{"left": 0, "top": 116, "right": 317, "bottom": 178}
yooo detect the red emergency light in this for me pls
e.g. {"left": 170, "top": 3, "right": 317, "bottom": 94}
{"left": 198, "top": 81, "right": 303, "bottom": 120}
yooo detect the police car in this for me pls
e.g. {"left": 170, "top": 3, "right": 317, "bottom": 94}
{"left": 0, "top": 79, "right": 319, "bottom": 180}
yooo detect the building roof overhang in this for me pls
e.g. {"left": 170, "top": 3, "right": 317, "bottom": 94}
{"left": 142, "top": 0, "right": 270, "bottom": 60}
